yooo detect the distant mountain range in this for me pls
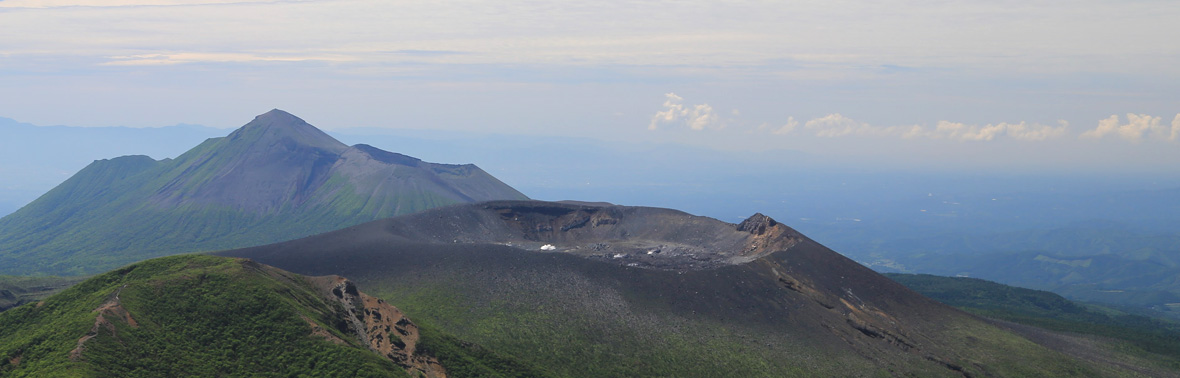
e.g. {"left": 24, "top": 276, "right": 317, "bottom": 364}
{"left": 0, "top": 117, "right": 227, "bottom": 217}
{"left": 0, "top": 110, "right": 527, "bottom": 276}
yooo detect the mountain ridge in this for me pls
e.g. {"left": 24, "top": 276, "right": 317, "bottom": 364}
{"left": 0, "top": 255, "right": 446, "bottom": 377}
{"left": 0, "top": 110, "right": 528, "bottom": 276}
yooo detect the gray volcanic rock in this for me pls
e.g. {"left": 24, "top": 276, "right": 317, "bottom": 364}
{"left": 218, "top": 200, "right": 1139, "bottom": 377}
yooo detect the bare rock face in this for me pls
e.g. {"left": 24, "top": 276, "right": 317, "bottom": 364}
{"left": 734, "top": 213, "right": 801, "bottom": 265}
{"left": 736, "top": 213, "right": 777, "bottom": 235}
{"left": 310, "top": 276, "right": 447, "bottom": 378}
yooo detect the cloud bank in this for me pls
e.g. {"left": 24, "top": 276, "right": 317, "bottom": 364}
{"left": 803, "top": 114, "right": 924, "bottom": 138}
{"left": 648, "top": 94, "right": 1177, "bottom": 145}
{"left": 932, "top": 120, "right": 1069, "bottom": 141}
{"left": 1080, "top": 113, "right": 1180, "bottom": 142}
{"left": 786, "top": 114, "right": 1069, "bottom": 142}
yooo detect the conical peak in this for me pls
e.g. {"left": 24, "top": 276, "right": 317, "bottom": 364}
{"left": 737, "top": 213, "right": 779, "bottom": 235}
{"left": 232, "top": 109, "right": 347, "bottom": 153}
{"left": 254, "top": 108, "right": 304, "bottom": 124}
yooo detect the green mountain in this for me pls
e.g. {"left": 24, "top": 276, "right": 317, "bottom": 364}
{"left": 222, "top": 200, "right": 1178, "bottom": 377}
{"left": 0, "top": 109, "right": 527, "bottom": 276}
{"left": 0, "top": 254, "right": 544, "bottom": 377}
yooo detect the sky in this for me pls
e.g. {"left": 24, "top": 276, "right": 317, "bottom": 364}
{"left": 2, "top": 0, "right": 1178, "bottom": 173}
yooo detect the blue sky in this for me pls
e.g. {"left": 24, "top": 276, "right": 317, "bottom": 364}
{"left": 1, "top": 0, "right": 1178, "bottom": 172}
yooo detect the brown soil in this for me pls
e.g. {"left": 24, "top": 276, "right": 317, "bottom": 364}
{"left": 307, "top": 276, "right": 447, "bottom": 378}
{"left": 69, "top": 284, "right": 138, "bottom": 362}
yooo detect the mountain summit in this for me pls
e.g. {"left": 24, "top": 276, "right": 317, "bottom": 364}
{"left": 149, "top": 109, "right": 352, "bottom": 212}
{"left": 0, "top": 110, "right": 528, "bottom": 276}
{"left": 234, "top": 109, "right": 348, "bottom": 153}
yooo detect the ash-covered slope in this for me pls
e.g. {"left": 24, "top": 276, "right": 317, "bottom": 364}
{"left": 220, "top": 200, "right": 1142, "bottom": 377}
{"left": 0, "top": 109, "right": 527, "bottom": 276}
{"left": 0, "top": 255, "right": 445, "bottom": 378}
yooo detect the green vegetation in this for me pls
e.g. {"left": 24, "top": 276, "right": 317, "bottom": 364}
{"left": 0, "top": 255, "right": 408, "bottom": 377}
{"left": 0, "top": 154, "right": 459, "bottom": 276}
{"left": 415, "top": 324, "right": 557, "bottom": 378}
{"left": 0, "top": 275, "right": 83, "bottom": 312}
{"left": 887, "top": 273, "right": 1180, "bottom": 369}
{"left": 375, "top": 282, "right": 826, "bottom": 378}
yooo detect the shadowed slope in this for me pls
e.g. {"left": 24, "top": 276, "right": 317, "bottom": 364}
{"left": 0, "top": 110, "right": 527, "bottom": 276}
{"left": 220, "top": 200, "right": 1140, "bottom": 377}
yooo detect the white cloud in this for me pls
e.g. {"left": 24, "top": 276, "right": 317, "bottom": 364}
{"left": 774, "top": 114, "right": 1067, "bottom": 142}
{"left": 771, "top": 117, "right": 798, "bottom": 135}
{"left": 804, "top": 114, "right": 862, "bottom": 137}
{"left": 933, "top": 120, "right": 1068, "bottom": 141}
{"left": 648, "top": 93, "right": 723, "bottom": 131}
{"left": 802, "top": 114, "right": 922, "bottom": 138}
{"left": 1080, "top": 113, "right": 1177, "bottom": 142}
{"left": 1172, "top": 114, "right": 1180, "bottom": 141}
{"left": 1004, "top": 121, "right": 1070, "bottom": 141}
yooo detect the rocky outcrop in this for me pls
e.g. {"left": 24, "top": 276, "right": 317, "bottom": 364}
{"left": 311, "top": 276, "right": 447, "bottom": 378}
{"left": 736, "top": 213, "right": 777, "bottom": 235}
{"left": 732, "top": 213, "right": 802, "bottom": 264}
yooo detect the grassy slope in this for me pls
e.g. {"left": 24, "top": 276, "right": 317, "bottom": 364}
{"left": 0, "top": 255, "right": 407, "bottom": 377}
{"left": 414, "top": 323, "right": 560, "bottom": 378}
{"left": 887, "top": 273, "right": 1180, "bottom": 371}
{"left": 0, "top": 148, "right": 499, "bottom": 276}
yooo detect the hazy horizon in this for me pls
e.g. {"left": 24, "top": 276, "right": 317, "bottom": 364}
{"left": 2, "top": 1, "right": 1178, "bottom": 173}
